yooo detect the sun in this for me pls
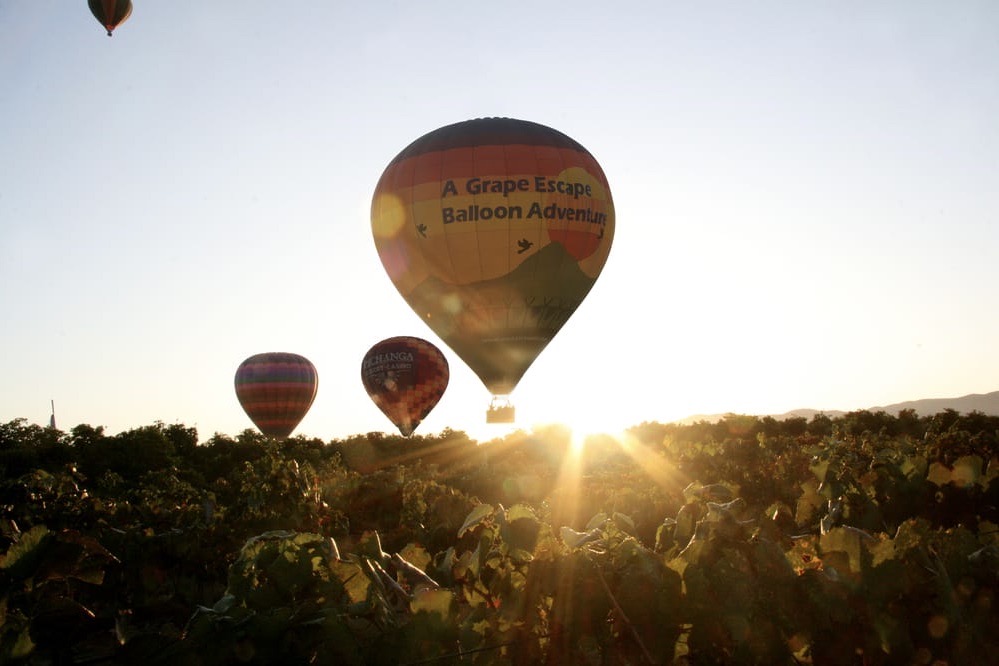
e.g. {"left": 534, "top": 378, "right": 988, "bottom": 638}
{"left": 467, "top": 414, "right": 683, "bottom": 533}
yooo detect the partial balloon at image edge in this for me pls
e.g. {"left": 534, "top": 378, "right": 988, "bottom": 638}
{"left": 88, "top": 0, "right": 133, "bottom": 37}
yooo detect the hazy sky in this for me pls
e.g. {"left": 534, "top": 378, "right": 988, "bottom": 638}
{"left": 2, "top": 1, "right": 998, "bottom": 441}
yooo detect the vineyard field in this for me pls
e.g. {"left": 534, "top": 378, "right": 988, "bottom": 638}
{"left": 1, "top": 409, "right": 997, "bottom": 664}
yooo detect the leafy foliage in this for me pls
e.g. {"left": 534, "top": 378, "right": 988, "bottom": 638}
{"left": 1, "top": 410, "right": 998, "bottom": 663}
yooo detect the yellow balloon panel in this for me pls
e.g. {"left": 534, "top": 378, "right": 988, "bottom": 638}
{"left": 371, "top": 118, "right": 615, "bottom": 396}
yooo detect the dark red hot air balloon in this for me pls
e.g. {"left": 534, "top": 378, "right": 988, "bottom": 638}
{"left": 89, "top": 0, "right": 132, "bottom": 36}
{"left": 234, "top": 352, "right": 318, "bottom": 439}
{"left": 361, "top": 336, "right": 448, "bottom": 436}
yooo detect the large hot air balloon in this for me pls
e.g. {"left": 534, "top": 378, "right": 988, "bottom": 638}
{"left": 234, "top": 352, "right": 318, "bottom": 439}
{"left": 371, "top": 118, "right": 614, "bottom": 422}
{"left": 361, "top": 336, "right": 449, "bottom": 436}
{"left": 88, "top": 0, "right": 132, "bottom": 36}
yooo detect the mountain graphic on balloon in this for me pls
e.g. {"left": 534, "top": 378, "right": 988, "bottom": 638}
{"left": 405, "top": 241, "right": 595, "bottom": 396}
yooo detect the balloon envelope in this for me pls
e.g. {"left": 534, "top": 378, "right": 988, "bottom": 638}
{"left": 234, "top": 352, "right": 318, "bottom": 439}
{"left": 371, "top": 117, "right": 614, "bottom": 402}
{"left": 361, "top": 336, "right": 449, "bottom": 436}
{"left": 89, "top": 0, "right": 132, "bottom": 36}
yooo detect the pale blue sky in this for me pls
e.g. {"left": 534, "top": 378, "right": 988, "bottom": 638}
{"left": 2, "top": 1, "right": 997, "bottom": 440}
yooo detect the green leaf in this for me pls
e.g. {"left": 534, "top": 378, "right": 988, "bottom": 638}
{"left": 212, "top": 594, "right": 238, "bottom": 614}
{"left": 508, "top": 548, "right": 534, "bottom": 564}
{"left": 795, "top": 479, "right": 825, "bottom": 527}
{"left": 459, "top": 606, "right": 490, "bottom": 646}
{"left": 0, "top": 525, "right": 51, "bottom": 578}
{"left": 585, "top": 512, "right": 608, "bottom": 530}
{"left": 612, "top": 512, "right": 636, "bottom": 533}
{"left": 452, "top": 549, "right": 472, "bottom": 580}
{"left": 952, "top": 455, "right": 983, "bottom": 487}
{"left": 698, "top": 484, "right": 735, "bottom": 503}
{"left": 682, "top": 481, "right": 703, "bottom": 503}
{"left": 11, "top": 626, "right": 34, "bottom": 660}
{"left": 869, "top": 534, "right": 896, "bottom": 567}
{"left": 979, "top": 520, "right": 999, "bottom": 547}
{"left": 53, "top": 529, "right": 118, "bottom": 585}
{"left": 560, "top": 526, "right": 602, "bottom": 549}
{"left": 331, "top": 560, "right": 369, "bottom": 603}
{"left": 398, "top": 543, "right": 431, "bottom": 572}
{"left": 505, "top": 503, "right": 536, "bottom": 523}
{"left": 786, "top": 534, "right": 820, "bottom": 572}
{"left": 411, "top": 588, "right": 454, "bottom": 617}
{"left": 457, "top": 504, "right": 493, "bottom": 538}
{"left": 900, "top": 454, "right": 927, "bottom": 479}
{"left": 892, "top": 518, "right": 933, "bottom": 554}
{"left": 501, "top": 507, "right": 540, "bottom": 553}
{"left": 927, "top": 462, "right": 952, "bottom": 486}
{"left": 354, "top": 531, "right": 386, "bottom": 562}
{"left": 250, "top": 529, "right": 297, "bottom": 542}
{"left": 674, "top": 503, "right": 701, "bottom": 548}
{"left": 820, "top": 526, "right": 875, "bottom": 575}
{"left": 809, "top": 457, "right": 830, "bottom": 482}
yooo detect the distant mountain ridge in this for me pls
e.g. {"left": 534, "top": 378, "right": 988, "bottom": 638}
{"left": 676, "top": 391, "right": 999, "bottom": 425}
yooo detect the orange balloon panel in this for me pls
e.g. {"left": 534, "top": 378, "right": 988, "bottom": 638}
{"left": 361, "top": 337, "right": 449, "bottom": 437}
{"left": 371, "top": 118, "right": 614, "bottom": 396}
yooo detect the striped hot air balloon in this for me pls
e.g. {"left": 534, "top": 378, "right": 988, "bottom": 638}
{"left": 234, "top": 352, "right": 318, "bottom": 439}
{"left": 361, "top": 337, "right": 448, "bottom": 437}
